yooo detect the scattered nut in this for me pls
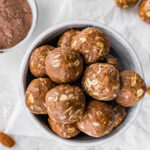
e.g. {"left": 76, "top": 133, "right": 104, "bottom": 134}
{"left": 146, "top": 87, "right": 150, "bottom": 95}
{"left": 0, "top": 132, "right": 15, "bottom": 148}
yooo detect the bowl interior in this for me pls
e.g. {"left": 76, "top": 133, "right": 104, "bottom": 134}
{"left": 21, "top": 22, "right": 143, "bottom": 146}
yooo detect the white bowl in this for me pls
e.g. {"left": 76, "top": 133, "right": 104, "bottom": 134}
{"left": 0, "top": 0, "right": 37, "bottom": 53}
{"left": 19, "top": 21, "right": 144, "bottom": 147}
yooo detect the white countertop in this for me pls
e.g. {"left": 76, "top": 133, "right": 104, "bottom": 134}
{"left": 0, "top": 0, "right": 150, "bottom": 149}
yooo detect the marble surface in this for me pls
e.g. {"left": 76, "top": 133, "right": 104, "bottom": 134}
{"left": 0, "top": 0, "right": 150, "bottom": 149}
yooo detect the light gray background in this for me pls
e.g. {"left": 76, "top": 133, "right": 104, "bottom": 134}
{"left": 0, "top": 0, "right": 150, "bottom": 149}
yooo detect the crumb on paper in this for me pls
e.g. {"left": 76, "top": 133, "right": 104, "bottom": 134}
{"left": 3, "top": 103, "right": 13, "bottom": 118}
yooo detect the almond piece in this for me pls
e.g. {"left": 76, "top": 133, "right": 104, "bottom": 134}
{"left": 146, "top": 87, "right": 150, "bottom": 95}
{"left": 0, "top": 132, "right": 15, "bottom": 148}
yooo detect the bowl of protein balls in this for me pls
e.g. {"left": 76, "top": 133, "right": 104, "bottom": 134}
{"left": 0, "top": 0, "right": 37, "bottom": 53}
{"left": 19, "top": 21, "right": 146, "bottom": 146}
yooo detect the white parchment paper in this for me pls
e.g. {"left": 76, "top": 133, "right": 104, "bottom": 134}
{"left": 0, "top": 0, "right": 150, "bottom": 149}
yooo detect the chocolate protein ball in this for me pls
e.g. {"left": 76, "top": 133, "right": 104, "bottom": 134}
{"left": 77, "top": 101, "right": 114, "bottom": 138}
{"left": 46, "top": 84, "right": 85, "bottom": 124}
{"left": 105, "top": 54, "right": 119, "bottom": 69}
{"left": 48, "top": 118, "right": 80, "bottom": 138}
{"left": 71, "top": 27, "right": 110, "bottom": 64}
{"left": 82, "top": 63, "right": 120, "bottom": 101}
{"left": 115, "top": 0, "right": 139, "bottom": 8}
{"left": 58, "top": 29, "right": 80, "bottom": 48}
{"left": 113, "top": 104, "right": 126, "bottom": 127}
{"left": 25, "top": 78, "right": 54, "bottom": 114}
{"left": 116, "top": 70, "right": 146, "bottom": 107}
{"left": 138, "top": 0, "right": 150, "bottom": 24}
{"left": 29, "top": 45, "right": 55, "bottom": 77}
{"left": 45, "top": 47, "right": 83, "bottom": 83}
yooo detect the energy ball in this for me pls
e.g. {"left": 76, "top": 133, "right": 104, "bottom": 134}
{"left": 77, "top": 101, "right": 114, "bottom": 137}
{"left": 45, "top": 47, "right": 83, "bottom": 83}
{"left": 48, "top": 118, "right": 80, "bottom": 138}
{"left": 58, "top": 29, "right": 80, "bottom": 48}
{"left": 106, "top": 54, "right": 119, "bottom": 69}
{"left": 82, "top": 63, "right": 120, "bottom": 101}
{"left": 25, "top": 78, "right": 55, "bottom": 114}
{"left": 29, "top": 45, "right": 55, "bottom": 77}
{"left": 115, "top": 0, "right": 139, "bottom": 8}
{"left": 138, "top": 0, "right": 150, "bottom": 24}
{"left": 71, "top": 27, "right": 110, "bottom": 64}
{"left": 46, "top": 84, "right": 85, "bottom": 124}
{"left": 116, "top": 70, "right": 146, "bottom": 107}
{"left": 113, "top": 104, "right": 126, "bottom": 127}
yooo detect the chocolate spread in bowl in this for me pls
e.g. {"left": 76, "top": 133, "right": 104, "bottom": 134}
{"left": 0, "top": 0, "right": 32, "bottom": 49}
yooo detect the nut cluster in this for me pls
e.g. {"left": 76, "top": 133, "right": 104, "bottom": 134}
{"left": 25, "top": 27, "right": 146, "bottom": 139}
